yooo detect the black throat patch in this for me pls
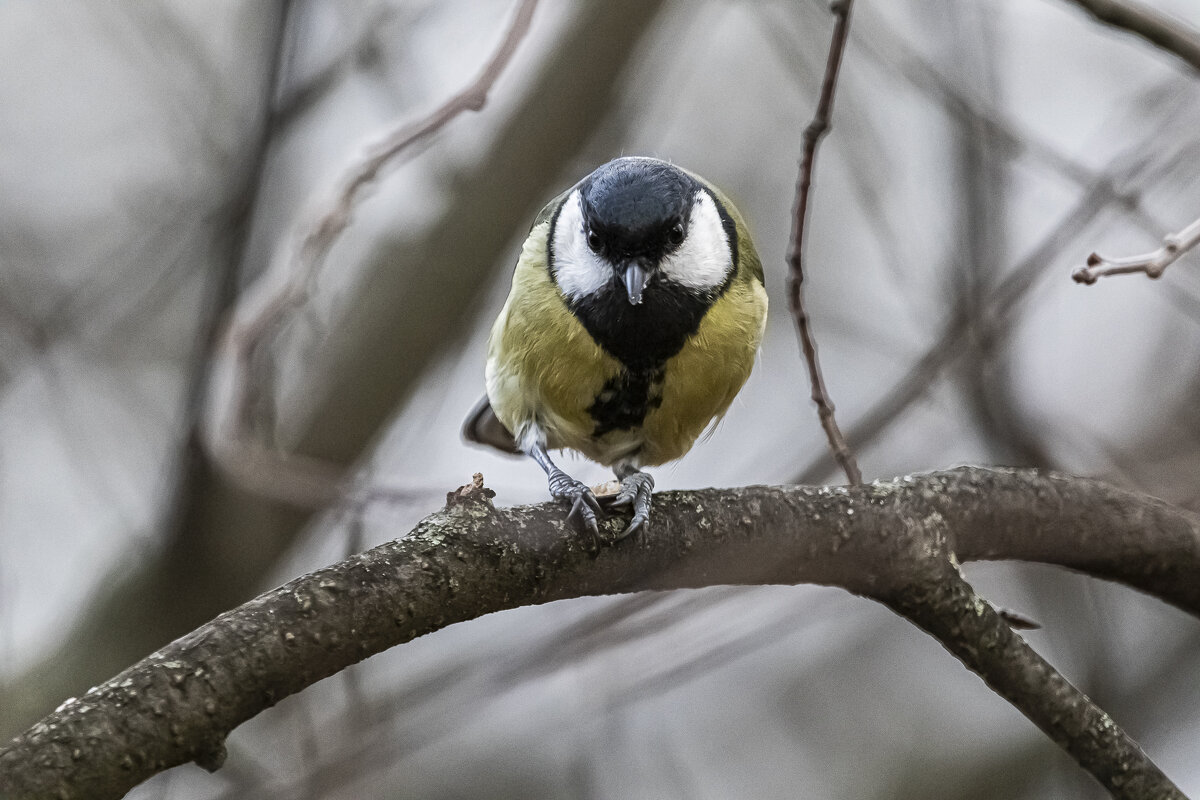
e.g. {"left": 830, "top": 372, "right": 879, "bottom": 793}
{"left": 566, "top": 279, "right": 712, "bottom": 371}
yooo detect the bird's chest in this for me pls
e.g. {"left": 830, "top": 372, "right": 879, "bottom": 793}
{"left": 531, "top": 360, "right": 665, "bottom": 466}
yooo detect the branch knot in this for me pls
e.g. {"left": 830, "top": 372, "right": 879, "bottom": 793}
{"left": 445, "top": 473, "right": 496, "bottom": 511}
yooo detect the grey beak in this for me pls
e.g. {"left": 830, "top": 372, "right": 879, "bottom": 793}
{"left": 622, "top": 261, "right": 651, "bottom": 305}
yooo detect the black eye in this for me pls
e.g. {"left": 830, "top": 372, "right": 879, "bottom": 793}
{"left": 667, "top": 223, "right": 685, "bottom": 246}
{"left": 586, "top": 230, "right": 603, "bottom": 253}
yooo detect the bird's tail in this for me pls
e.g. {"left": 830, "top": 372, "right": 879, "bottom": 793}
{"left": 461, "top": 394, "right": 521, "bottom": 455}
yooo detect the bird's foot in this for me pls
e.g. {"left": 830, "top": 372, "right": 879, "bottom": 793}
{"left": 547, "top": 469, "right": 603, "bottom": 539}
{"left": 602, "top": 468, "right": 654, "bottom": 540}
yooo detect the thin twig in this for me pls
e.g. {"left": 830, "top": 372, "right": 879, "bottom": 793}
{"left": 1060, "top": 0, "right": 1200, "bottom": 75}
{"left": 786, "top": 0, "right": 862, "bottom": 486}
{"left": 1073, "top": 213, "right": 1200, "bottom": 284}
{"left": 204, "top": 0, "right": 540, "bottom": 506}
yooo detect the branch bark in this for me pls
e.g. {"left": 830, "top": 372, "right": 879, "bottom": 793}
{"left": 1060, "top": 0, "right": 1200, "bottom": 75}
{"left": 3, "top": 468, "right": 1197, "bottom": 799}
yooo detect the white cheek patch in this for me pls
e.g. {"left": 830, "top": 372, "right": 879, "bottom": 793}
{"left": 659, "top": 191, "right": 733, "bottom": 293}
{"left": 552, "top": 190, "right": 611, "bottom": 301}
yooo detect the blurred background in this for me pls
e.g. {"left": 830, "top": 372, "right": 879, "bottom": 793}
{"left": 2, "top": 0, "right": 1200, "bottom": 797}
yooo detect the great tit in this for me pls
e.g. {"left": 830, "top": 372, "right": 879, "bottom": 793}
{"left": 463, "top": 156, "right": 767, "bottom": 541}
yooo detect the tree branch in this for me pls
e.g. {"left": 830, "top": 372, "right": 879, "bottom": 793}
{"left": 3, "top": 468, "right": 1197, "bottom": 799}
{"left": 886, "top": 563, "right": 1185, "bottom": 800}
{"left": 1073, "top": 213, "right": 1200, "bottom": 283}
{"left": 785, "top": 0, "right": 862, "bottom": 485}
{"left": 1059, "top": 0, "right": 1200, "bottom": 75}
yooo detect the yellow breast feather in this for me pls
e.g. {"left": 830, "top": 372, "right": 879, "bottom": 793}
{"left": 640, "top": 275, "right": 767, "bottom": 465}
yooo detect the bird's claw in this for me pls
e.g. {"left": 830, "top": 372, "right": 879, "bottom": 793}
{"left": 605, "top": 469, "right": 653, "bottom": 540}
{"left": 567, "top": 491, "right": 601, "bottom": 538}
{"left": 548, "top": 468, "right": 651, "bottom": 544}
{"left": 617, "top": 512, "right": 648, "bottom": 540}
{"left": 548, "top": 471, "right": 602, "bottom": 538}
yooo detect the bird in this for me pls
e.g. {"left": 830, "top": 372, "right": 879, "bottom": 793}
{"left": 463, "top": 156, "right": 767, "bottom": 542}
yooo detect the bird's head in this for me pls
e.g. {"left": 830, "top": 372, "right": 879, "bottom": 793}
{"left": 550, "top": 157, "right": 737, "bottom": 307}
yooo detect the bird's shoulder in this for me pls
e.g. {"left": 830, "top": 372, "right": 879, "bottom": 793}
{"left": 530, "top": 186, "right": 574, "bottom": 233}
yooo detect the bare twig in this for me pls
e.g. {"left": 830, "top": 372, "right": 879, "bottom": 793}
{"left": 1060, "top": 0, "right": 1200, "bottom": 75}
{"left": 1073, "top": 213, "right": 1200, "bottom": 284}
{"left": 785, "top": 0, "right": 862, "bottom": 485}
{"left": 3, "top": 468, "right": 1196, "bottom": 800}
{"left": 203, "top": 0, "right": 540, "bottom": 506}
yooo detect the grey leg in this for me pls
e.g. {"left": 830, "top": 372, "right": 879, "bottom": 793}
{"left": 527, "top": 441, "right": 602, "bottom": 538}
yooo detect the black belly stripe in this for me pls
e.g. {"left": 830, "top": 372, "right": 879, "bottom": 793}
{"left": 588, "top": 367, "right": 665, "bottom": 437}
